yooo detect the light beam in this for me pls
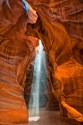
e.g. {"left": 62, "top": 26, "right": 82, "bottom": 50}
{"left": 29, "top": 40, "right": 46, "bottom": 122}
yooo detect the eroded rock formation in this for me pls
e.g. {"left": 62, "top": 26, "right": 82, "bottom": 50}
{"left": 0, "top": 0, "right": 38, "bottom": 124}
{"left": 26, "top": 0, "right": 83, "bottom": 123}
{"left": 0, "top": 0, "right": 83, "bottom": 124}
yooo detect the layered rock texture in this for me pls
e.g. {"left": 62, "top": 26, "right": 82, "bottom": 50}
{"left": 26, "top": 0, "right": 83, "bottom": 123}
{"left": 0, "top": 0, "right": 83, "bottom": 124}
{"left": 0, "top": 0, "right": 38, "bottom": 124}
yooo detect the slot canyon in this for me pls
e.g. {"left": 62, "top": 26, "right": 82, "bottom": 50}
{"left": 0, "top": 0, "right": 83, "bottom": 125}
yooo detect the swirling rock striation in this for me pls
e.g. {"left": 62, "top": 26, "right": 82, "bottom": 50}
{"left": 27, "top": 0, "right": 83, "bottom": 122}
{"left": 0, "top": 0, "right": 38, "bottom": 124}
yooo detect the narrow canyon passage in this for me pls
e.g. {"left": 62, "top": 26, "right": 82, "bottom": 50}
{"left": 0, "top": 0, "right": 83, "bottom": 124}
{"left": 24, "top": 41, "right": 80, "bottom": 125}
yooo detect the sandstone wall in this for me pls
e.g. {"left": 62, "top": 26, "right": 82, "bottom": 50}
{"left": 0, "top": 0, "right": 83, "bottom": 124}
{"left": 0, "top": 0, "right": 38, "bottom": 124}
{"left": 27, "top": 0, "right": 83, "bottom": 122}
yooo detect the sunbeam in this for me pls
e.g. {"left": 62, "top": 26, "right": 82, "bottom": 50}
{"left": 29, "top": 40, "right": 46, "bottom": 122}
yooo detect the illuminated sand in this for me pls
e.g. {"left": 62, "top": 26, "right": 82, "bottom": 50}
{"left": 28, "top": 109, "right": 77, "bottom": 125}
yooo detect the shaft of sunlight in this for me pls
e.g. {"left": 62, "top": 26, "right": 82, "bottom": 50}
{"left": 29, "top": 40, "right": 46, "bottom": 122}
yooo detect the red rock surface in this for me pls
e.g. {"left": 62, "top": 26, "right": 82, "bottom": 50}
{"left": 0, "top": 0, "right": 83, "bottom": 124}
{"left": 26, "top": 0, "right": 83, "bottom": 122}
{"left": 0, "top": 0, "right": 38, "bottom": 124}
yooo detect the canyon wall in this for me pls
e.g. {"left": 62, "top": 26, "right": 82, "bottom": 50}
{"left": 27, "top": 0, "right": 83, "bottom": 122}
{"left": 0, "top": 0, "right": 83, "bottom": 124}
{"left": 0, "top": 0, "right": 38, "bottom": 124}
